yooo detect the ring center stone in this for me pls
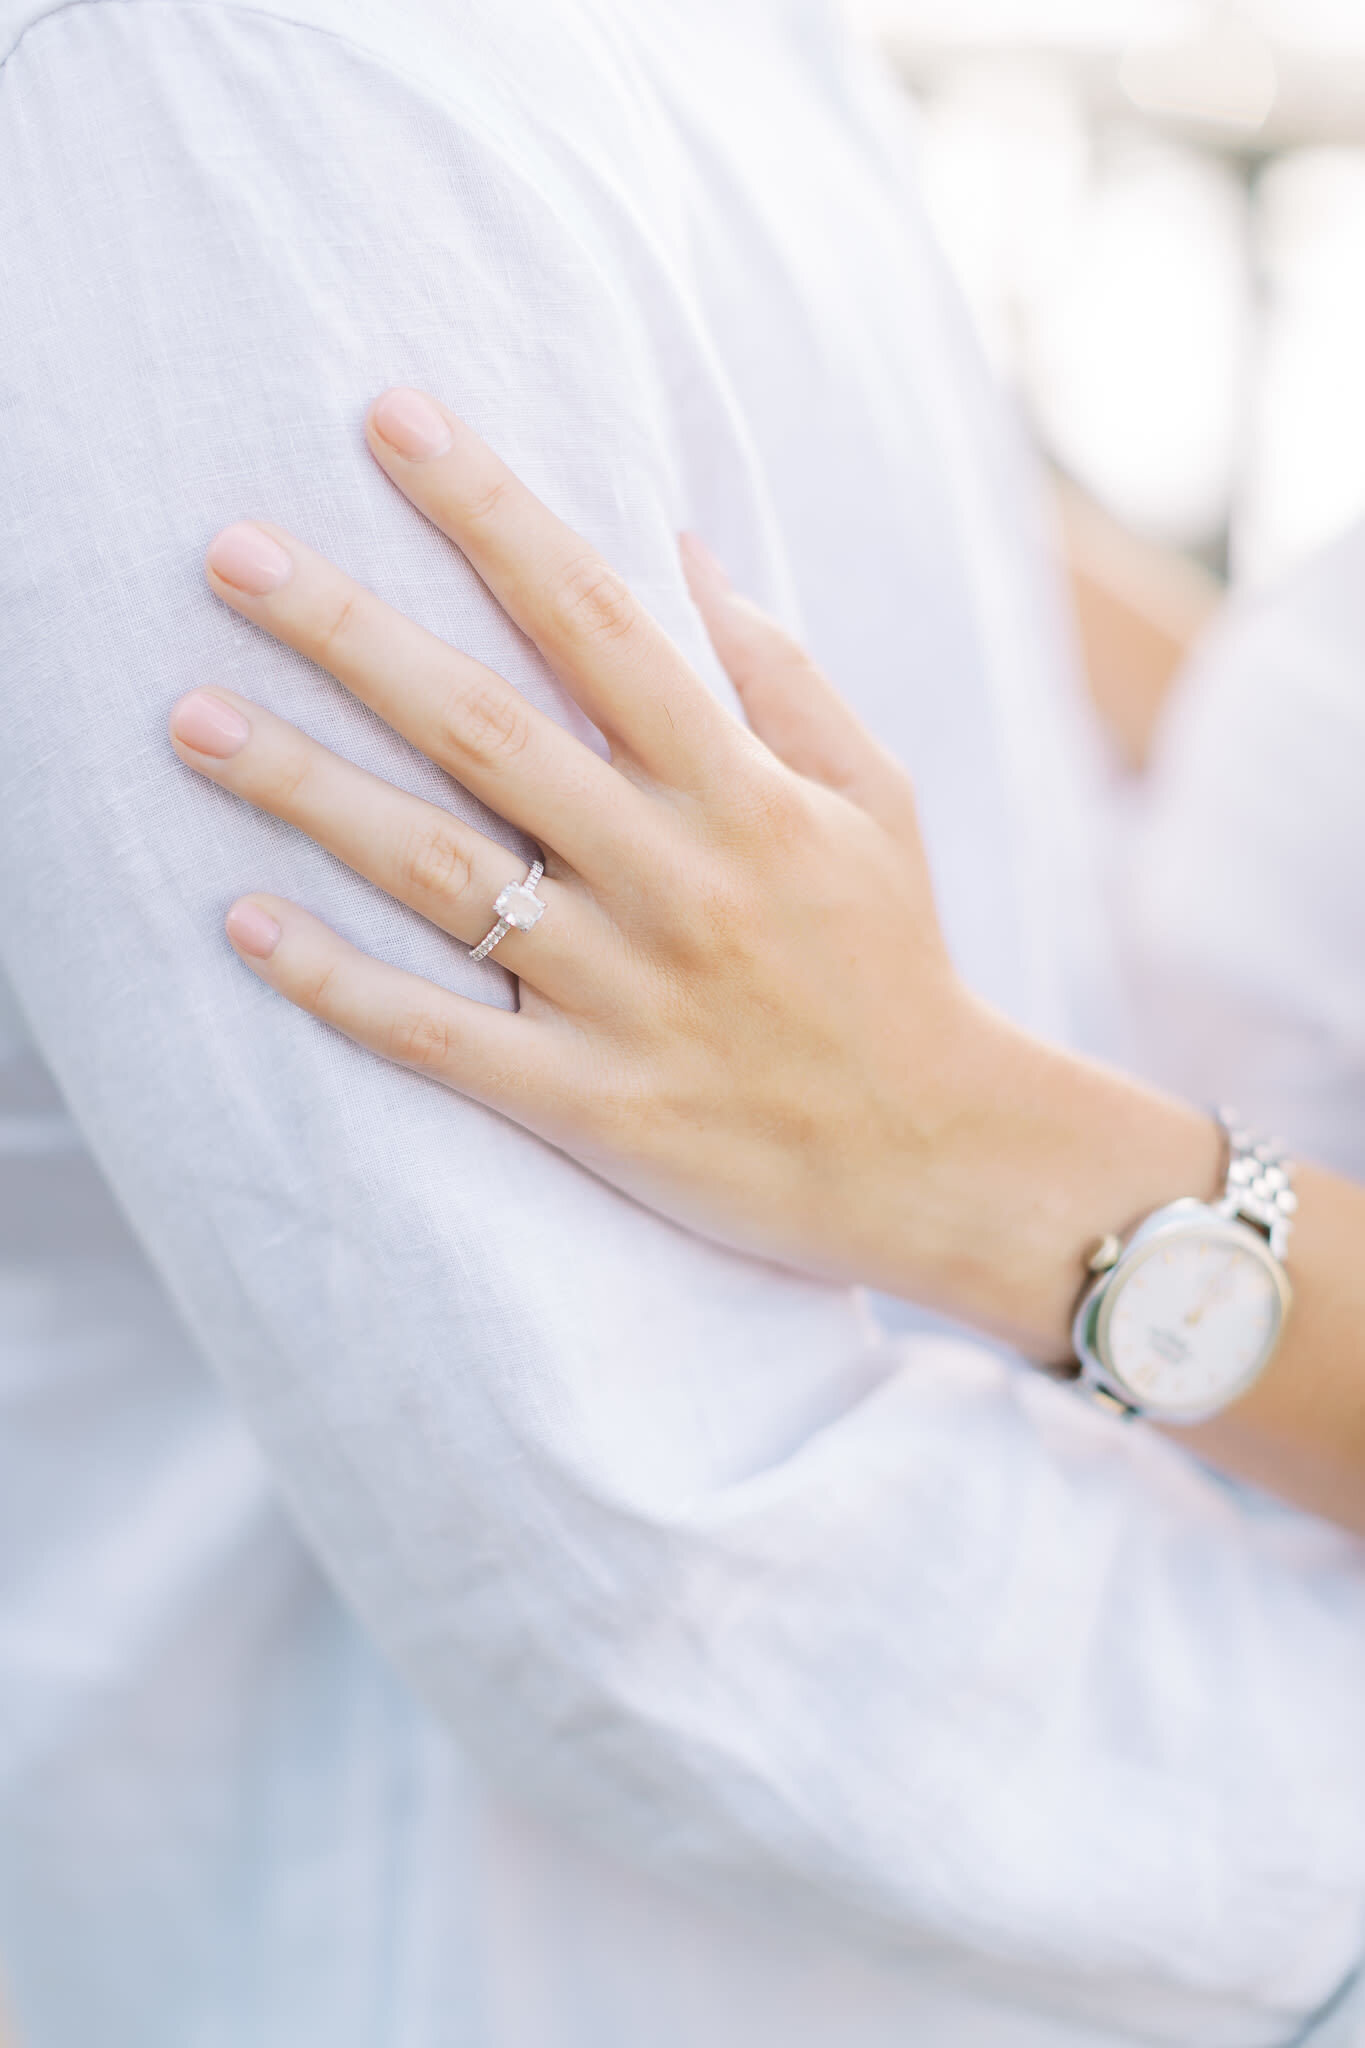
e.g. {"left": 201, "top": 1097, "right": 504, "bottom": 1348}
{"left": 495, "top": 882, "right": 546, "bottom": 932}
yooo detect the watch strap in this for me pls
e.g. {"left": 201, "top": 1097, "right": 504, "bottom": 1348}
{"left": 1216, "top": 1108, "right": 1297, "bottom": 1261}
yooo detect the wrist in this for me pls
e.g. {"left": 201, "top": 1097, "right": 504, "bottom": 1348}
{"left": 872, "top": 1004, "right": 1224, "bottom": 1360}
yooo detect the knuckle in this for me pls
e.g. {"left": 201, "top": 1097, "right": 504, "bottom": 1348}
{"left": 459, "top": 468, "right": 514, "bottom": 531}
{"left": 548, "top": 553, "right": 639, "bottom": 651}
{"left": 300, "top": 958, "right": 343, "bottom": 1017}
{"left": 258, "top": 742, "right": 313, "bottom": 812}
{"left": 726, "top": 761, "right": 810, "bottom": 849}
{"left": 668, "top": 862, "right": 750, "bottom": 964}
{"left": 313, "top": 587, "right": 361, "bottom": 665}
{"left": 439, "top": 676, "right": 532, "bottom": 773}
{"left": 386, "top": 1003, "right": 455, "bottom": 1071}
{"left": 400, "top": 818, "right": 476, "bottom": 907}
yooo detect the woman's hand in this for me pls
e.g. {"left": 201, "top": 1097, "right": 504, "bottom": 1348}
{"left": 172, "top": 387, "right": 1219, "bottom": 1358}
{"left": 168, "top": 385, "right": 1365, "bottom": 1530}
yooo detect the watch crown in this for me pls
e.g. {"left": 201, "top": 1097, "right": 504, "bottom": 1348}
{"left": 1086, "top": 1233, "right": 1122, "bottom": 1275}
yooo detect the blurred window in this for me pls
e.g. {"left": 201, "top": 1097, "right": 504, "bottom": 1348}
{"left": 856, "top": 0, "right": 1365, "bottom": 587}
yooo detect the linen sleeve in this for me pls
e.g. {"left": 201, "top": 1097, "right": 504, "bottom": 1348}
{"left": 1122, "top": 520, "right": 1365, "bottom": 1181}
{"left": 1, "top": 9, "right": 1363, "bottom": 2043}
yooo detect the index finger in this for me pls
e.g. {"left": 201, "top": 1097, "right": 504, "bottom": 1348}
{"left": 364, "top": 388, "right": 736, "bottom": 792}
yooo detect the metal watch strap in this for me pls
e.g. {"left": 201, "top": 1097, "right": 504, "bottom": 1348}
{"left": 1215, "top": 1107, "right": 1297, "bottom": 1260}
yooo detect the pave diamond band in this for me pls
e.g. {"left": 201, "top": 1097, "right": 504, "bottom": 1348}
{"left": 469, "top": 858, "right": 547, "bottom": 963}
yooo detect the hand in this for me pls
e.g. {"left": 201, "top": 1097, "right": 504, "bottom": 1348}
{"left": 171, "top": 387, "right": 1218, "bottom": 1355}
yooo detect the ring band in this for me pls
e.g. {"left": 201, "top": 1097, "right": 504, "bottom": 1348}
{"left": 469, "top": 858, "right": 547, "bottom": 962}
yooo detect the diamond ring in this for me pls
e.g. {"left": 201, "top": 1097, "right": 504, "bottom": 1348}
{"left": 469, "top": 858, "right": 547, "bottom": 962}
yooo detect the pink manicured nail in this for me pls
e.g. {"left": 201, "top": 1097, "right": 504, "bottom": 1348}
{"left": 226, "top": 901, "right": 282, "bottom": 960}
{"left": 171, "top": 691, "right": 250, "bottom": 759}
{"left": 371, "top": 388, "right": 453, "bottom": 462}
{"left": 207, "top": 523, "right": 294, "bottom": 596}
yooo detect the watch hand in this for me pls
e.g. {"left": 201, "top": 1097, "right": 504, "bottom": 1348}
{"left": 1185, "top": 1258, "right": 1238, "bottom": 1327}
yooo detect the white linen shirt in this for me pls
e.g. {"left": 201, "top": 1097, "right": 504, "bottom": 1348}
{"left": 0, "top": 3, "right": 1362, "bottom": 2044}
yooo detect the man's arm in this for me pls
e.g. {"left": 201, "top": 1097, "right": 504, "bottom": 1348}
{"left": 2, "top": 7, "right": 1363, "bottom": 2039}
{"left": 1124, "top": 518, "right": 1365, "bottom": 1177}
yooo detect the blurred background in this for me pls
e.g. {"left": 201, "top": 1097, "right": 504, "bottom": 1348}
{"left": 853, "top": 0, "right": 1365, "bottom": 764}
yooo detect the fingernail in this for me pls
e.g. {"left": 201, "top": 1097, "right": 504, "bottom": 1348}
{"left": 226, "top": 901, "right": 282, "bottom": 960}
{"left": 680, "top": 531, "right": 731, "bottom": 593}
{"left": 371, "top": 388, "right": 453, "bottom": 462}
{"left": 171, "top": 691, "right": 250, "bottom": 759}
{"left": 207, "top": 522, "right": 294, "bottom": 596}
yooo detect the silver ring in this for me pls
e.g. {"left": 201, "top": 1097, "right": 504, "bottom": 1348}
{"left": 469, "top": 858, "right": 547, "bottom": 962}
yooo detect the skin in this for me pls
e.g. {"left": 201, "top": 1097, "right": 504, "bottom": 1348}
{"left": 170, "top": 387, "right": 1365, "bottom": 1537}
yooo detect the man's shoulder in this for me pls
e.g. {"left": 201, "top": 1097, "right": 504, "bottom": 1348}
{"left": 0, "top": 0, "right": 471, "bottom": 59}
{"left": 1, "top": 0, "right": 617, "bottom": 98}
{"left": 0, "top": 0, "right": 321, "bottom": 68}
{"left": 0, "top": 0, "right": 696, "bottom": 356}
{"left": 0, "top": 0, "right": 679, "bottom": 253}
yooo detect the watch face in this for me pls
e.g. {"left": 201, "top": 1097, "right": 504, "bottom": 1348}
{"left": 1099, "top": 1224, "right": 1286, "bottom": 1420}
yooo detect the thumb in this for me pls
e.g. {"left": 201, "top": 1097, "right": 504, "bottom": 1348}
{"left": 680, "top": 532, "right": 919, "bottom": 836}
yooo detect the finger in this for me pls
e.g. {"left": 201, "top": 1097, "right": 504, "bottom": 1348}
{"left": 680, "top": 534, "right": 920, "bottom": 839}
{"left": 204, "top": 520, "right": 656, "bottom": 881}
{"left": 365, "top": 389, "right": 738, "bottom": 791}
{"left": 170, "top": 688, "right": 615, "bottom": 1010}
{"left": 223, "top": 893, "right": 574, "bottom": 1124}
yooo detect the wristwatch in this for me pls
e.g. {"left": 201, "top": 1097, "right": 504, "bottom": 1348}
{"left": 1071, "top": 1111, "right": 1296, "bottom": 1424}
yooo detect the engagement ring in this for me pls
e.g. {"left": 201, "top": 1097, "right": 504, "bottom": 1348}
{"left": 469, "top": 858, "right": 547, "bottom": 962}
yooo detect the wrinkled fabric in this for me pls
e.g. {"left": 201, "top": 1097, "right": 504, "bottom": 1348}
{"left": 0, "top": 3, "right": 1361, "bottom": 2045}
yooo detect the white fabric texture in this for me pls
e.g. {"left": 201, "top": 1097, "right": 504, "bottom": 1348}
{"left": 1124, "top": 518, "right": 1365, "bottom": 1183}
{"left": 1118, "top": 522, "right": 1365, "bottom": 2048}
{"left": 0, "top": 2, "right": 1361, "bottom": 2044}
